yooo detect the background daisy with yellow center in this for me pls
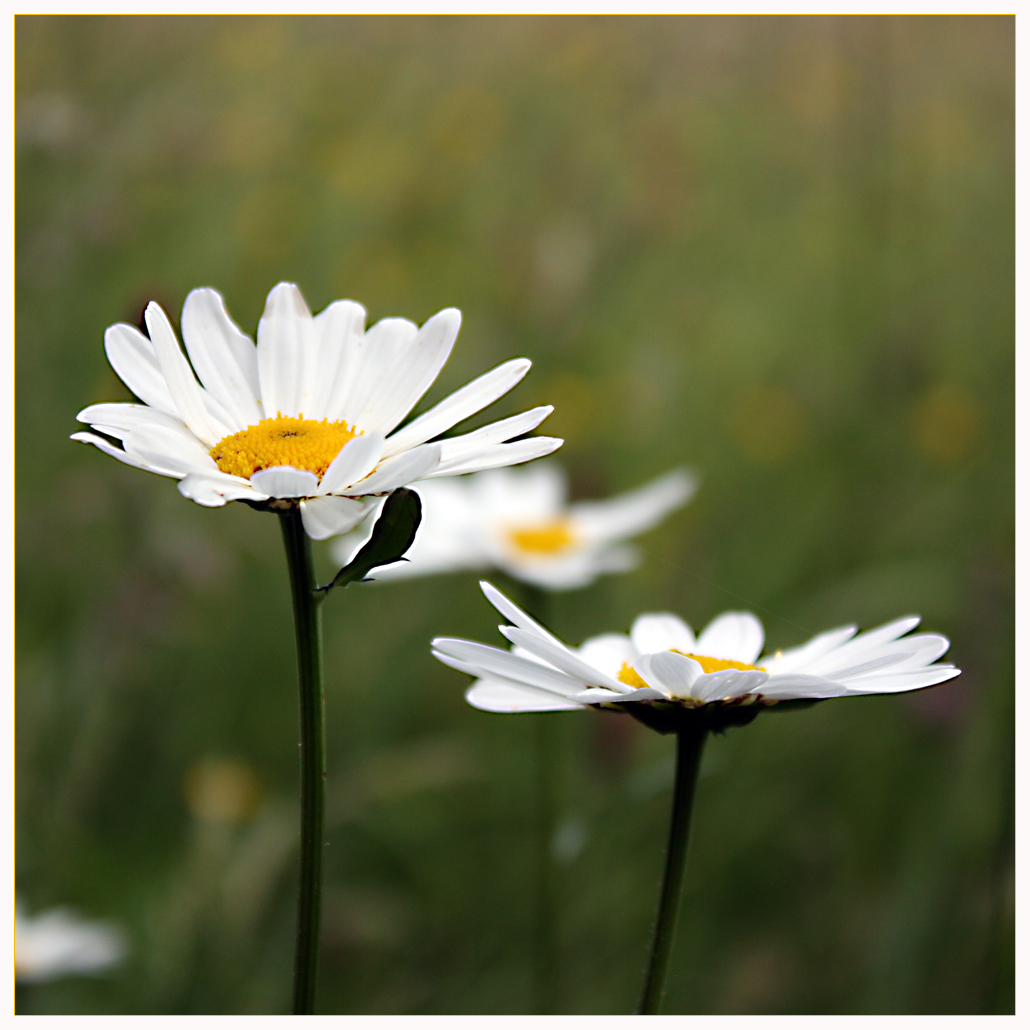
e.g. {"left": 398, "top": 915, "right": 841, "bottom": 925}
{"left": 72, "top": 282, "right": 561, "bottom": 539}
{"left": 331, "top": 461, "right": 696, "bottom": 589}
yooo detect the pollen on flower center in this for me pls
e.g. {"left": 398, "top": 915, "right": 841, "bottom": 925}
{"left": 506, "top": 518, "right": 576, "bottom": 555}
{"left": 210, "top": 414, "right": 359, "bottom": 481}
{"left": 671, "top": 650, "right": 766, "bottom": 674}
{"left": 618, "top": 663, "right": 648, "bottom": 690}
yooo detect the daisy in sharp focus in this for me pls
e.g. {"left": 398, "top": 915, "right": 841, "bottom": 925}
{"left": 432, "top": 582, "right": 961, "bottom": 731}
{"left": 331, "top": 462, "right": 697, "bottom": 590}
{"left": 72, "top": 283, "right": 561, "bottom": 539}
{"left": 15, "top": 901, "right": 127, "bottom": 984}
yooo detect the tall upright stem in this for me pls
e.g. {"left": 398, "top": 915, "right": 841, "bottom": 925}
{"left": 279, "top": 508, "right": 326, "bottom": 1016}
{"left": 636, "top": 722, "right": 708, "bottom": 1015}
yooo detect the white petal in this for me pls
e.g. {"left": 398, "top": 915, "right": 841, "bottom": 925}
{"left": 479, "top": 581, "right": 568, "bottom": 650}
{"left": 355, "top": 308, "right": 461, "bottom": 435}
{"left": 695, "top": 612, "right": 765, "bottom": 664}
{"left": 496, "top": 554, "right": 599, "bottom": 592}
{"left": 496, "top": 542, "right": 639, "bottom": 592}
{"left": 428, "top": 436, "right": 563, "bottom": 478}
{"left": 71, "top": 431, "right": 179, "bottom": 477}
{"left": 318, "top": 430, "right": 384, "bottom": 495}
{"left": 574, "top": 686, "right": 666, "bottom": 703}
{"left": 758, "top": 673, "right": 848, "bottom": 700}
{"left": 801, "top": 616, "right": 922, "bottom": 675}
{"left": 76, "top": 402, "right": 192, "bottom": 441}
{"left": 576, "top": 633, "right": 638, "bottom": 680}
{"left": 315, "top": 299, "right": 366, "bottom": 421}
{"left": 436, "top": 407, "right": 554, "bottom": 465}
{"left": 341, "top": 316, "right": 420, "bottom": 429}
{"left": 634, "top": 651, "right": 704, "bottom": 700}
{"left": 257, "top": 283, "right": 313, "bottom": 419}
{"left": 824, "top": 651, "right": 916, "bottom": 682}
{"left": 382, "top": 358, "right": 531, "bottom": 457}
{"left": 838, "top": 665, "right": 961, "bottom": 694}
{"left": 473, "top": 461, "right": 568, "bottom": 517}
{"left": 630, "top": 614, "right": 696, "bottom": 656}
{"left": 431, "top": 639, "right": 584, "bottom": 696}
{"left": 811, "top": 632, "right": 948, "bottom": 680}
{"left": 584, "top": 544, "right": 640, "bottom": 576}
{"left": 691, "top": 669, "right": 769, "bottom": 703}
{"left": 343, "top": 443, "right": 440, "bottom": 495}
{"left": 500, "top": 626, "right": 628, "bottom": 692}
{"left": 764, "top": 626, "right": 858, "bottom": 674}
{"left": 178, "top": 473, "right": 265, "bottom": 507}
{"left": 248, "top": 466, "right": 319, "bottom": 498}
{"left": 104, "top": 322, "right": 178, "bottom": 416}
{"left": 299, "top": 494, "right": 380, "bottom": 540}
{"left": 181, "top": 287, "right": 262, "bottom": 429}
{"left": 572, "top": 468, "right": 698, "bottom": 543}
{"left": 884, "top": 633, "right": 951, "bottom": 669}
{"left": 123, "top": 423, "right": 221, "bottom": 477}
{"left": 465, "top": 680, "right": 585, "bottom": 713}
{"left": 144, "top": 302, "right": 228, "bottom": 445}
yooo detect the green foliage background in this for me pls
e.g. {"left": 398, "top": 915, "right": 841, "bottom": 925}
{"left": 15, "top": 15, "right": 1013, "bottom": 1015}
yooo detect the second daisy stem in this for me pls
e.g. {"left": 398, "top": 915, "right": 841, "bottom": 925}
{"left": 280, "top": 508, "right": 326, "bottom": 1016}
{"left": 636, "top": 722, "right": 708, "bottom": 1015}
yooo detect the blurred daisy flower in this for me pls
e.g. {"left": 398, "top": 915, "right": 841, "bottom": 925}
{"left": 72, "top": 283, "right": 560, "bottom": 539}
{"left": 433, "top": 582, "right": 960, "bottom": 730}
{"left": 332, "top": 462, "right": 696, "bottom": 590}
{"left": 15, "top": 900, "right": 127, "bottom": 983}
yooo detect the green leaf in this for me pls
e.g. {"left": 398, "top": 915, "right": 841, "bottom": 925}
{"left": 316, "top": 488, "right": 422, "bottom": 596}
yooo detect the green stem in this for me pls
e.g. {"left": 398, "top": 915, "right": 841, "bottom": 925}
{"left": 279, "top": 508, "right": 326, "bottom": 1016}
{"left": 636, "top": 722, "right": 708, "bottom": 1015}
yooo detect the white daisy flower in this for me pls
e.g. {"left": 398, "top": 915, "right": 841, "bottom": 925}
{"left": 15, "top": 900, "right": 127, "bottom": 983}
{"left": 331, "top": 462, "right": 696, "bottom": 590}
{"left": 72, "top": 283, "right": 562, "bottom": 540}
{"left": 432, "top": 582, "right": 960, "bottom": 731}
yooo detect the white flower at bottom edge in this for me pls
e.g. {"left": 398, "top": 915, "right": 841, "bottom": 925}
{"left": 72, "top": 283, "right": 561, "bottom": 540}
{"left": 15, "top": 900, "right": 127, "bottom": 983}
{"left": 431, "top": 582, "right": 961, "bottom": 715}
{"left": 331, "top": 462, "right": 696, "bottom": 589}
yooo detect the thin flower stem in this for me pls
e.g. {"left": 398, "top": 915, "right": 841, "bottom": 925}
{"left": 279, "top": 508, "right": 326, "bottom": 1016}
{"left": 636, "top": 722, "right": 708, "bottom": 1015}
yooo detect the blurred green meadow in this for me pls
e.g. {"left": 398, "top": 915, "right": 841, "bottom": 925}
{"left": 15, "top": 14, "right": 1013, "bottom": 1015}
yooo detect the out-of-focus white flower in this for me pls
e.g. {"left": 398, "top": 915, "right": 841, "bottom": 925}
{"left": 432, "top": 582, "right": 961, "bottom": 717}
{"left": 15, "top": 901, "right": 127, "bottom": 983}
{"left": 72, "top": 283, "right": 561, "bottom": 539}
{"left": 332, "top": 462, "right": 696, "bottom": 590}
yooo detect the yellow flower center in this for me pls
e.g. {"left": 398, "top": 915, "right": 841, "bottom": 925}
{"left": 506, "top": 518, "right": 576, "bottom": 555}
{"left": 618, "top": 663, "right": 649, "bottom": 690}
{"left": 617, "top": 652, "right": 765, "bottom": 689}
{"left": 672, "top": 651, "right": 766, "bottom": 674}
{"left": 210, "top": 414, "right": 359, "bottom": 481}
